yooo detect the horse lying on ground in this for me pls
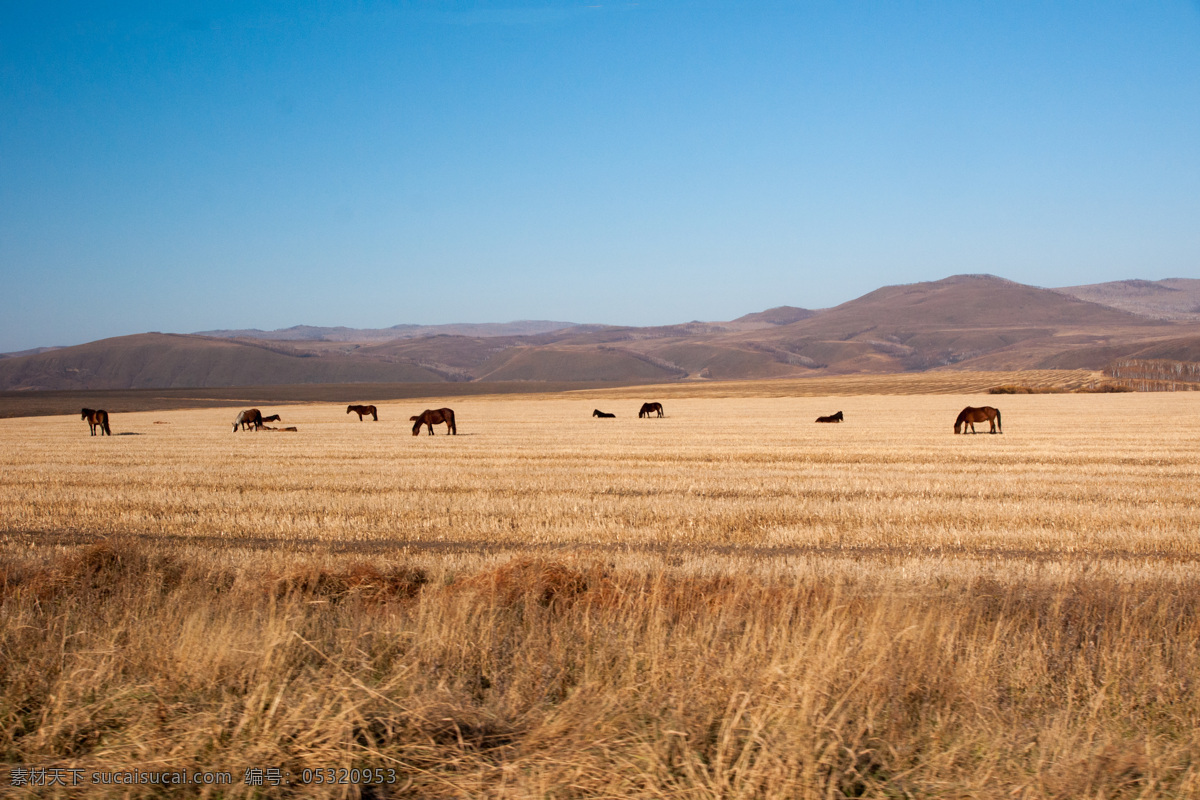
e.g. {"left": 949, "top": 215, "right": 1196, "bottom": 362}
{"left": 593, "top": 409, "right": 616, "bottom": 418}
{"left": 233, "top": 409, "right": 263, "bottom": 432}
{"left": 347, "top": 404, "right": 378, "bottom": 421}
{"left": 815, "top": 411, "right": 844, "bottom": 423}
{"left": 638, "top": 402, "right": 664, "bottom": 418}
{"left": 411, "top": 408, "right": 456, "bottom": 436}
{"left": 954, "top": 406, "right": 1002, "bottom": 434}
{"left": 81, "top": 408, "right": 111, "bottom": 436}
{"left": 260, "top": 414, "right": 281, "bottom": 424}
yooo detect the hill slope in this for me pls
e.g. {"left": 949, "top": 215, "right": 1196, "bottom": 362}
{"left": 0, "top": 333, "right": 446, "bottom": 391}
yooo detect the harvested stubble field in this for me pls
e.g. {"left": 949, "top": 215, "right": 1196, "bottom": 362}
{"left": 2, "top": 383, "right": 1200, "bottom": 798}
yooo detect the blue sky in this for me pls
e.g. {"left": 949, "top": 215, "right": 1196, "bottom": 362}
{"left": 2, "top": 1, "right": 1199, "bottom": 351}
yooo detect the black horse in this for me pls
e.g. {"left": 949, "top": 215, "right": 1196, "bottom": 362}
{"left": 815, "top": 411, "right": 844, "bottom": 423}
{"left": 638, "top": 402, "right": 664, "bottom": 418}
{"left": 593, "top": 409, "right": 616, "bottom": 418}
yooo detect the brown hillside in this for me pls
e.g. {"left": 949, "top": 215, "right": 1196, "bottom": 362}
{"left": 0, "top": 333, "right": 446, "bottom": 391}
{"left": 473, "top": 346, "right": 683, "bottom": 382}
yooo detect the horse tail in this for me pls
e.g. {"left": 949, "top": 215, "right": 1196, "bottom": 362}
{"left": 101, "top": 412, "right": 111, "bottom": 436}
{"left": 371, "top": 406, "right": 378, "bottom": 421}
{"left": 448, "top": 409, "right": 456, "bottom": 435}
{"left": 995, "top": 408, "right": 1002, "bottom": 434}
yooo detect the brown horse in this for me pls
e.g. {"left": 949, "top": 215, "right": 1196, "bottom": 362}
{"left": 347, "top": 404, "right": 378, "bottom": 421}
{"left": 815, "top": 411, "right": 844, "bottom": 423}
{"left": 593, "top": 409, "right": 616, "bottom": 418}
{"left": 233, "top": 408, "right": 263, "bottom": 432}
{"left": 261, "top": 414, "right": 281, "bottom": 424}
{"left": 81, "top": 408, "right": 111, "bottom": 436}
{"left": 954, "top": 406, "right": 1002, "bottom": 434}
{"left": 411, "top": 408, "right": 456, "bottom": 436}
{"left": 638, "top": 402, "right": 664, "bottom": 418}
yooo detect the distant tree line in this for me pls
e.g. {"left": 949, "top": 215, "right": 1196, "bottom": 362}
{"left": 1104, "top": 359, "right": 1200, "bottom": 392}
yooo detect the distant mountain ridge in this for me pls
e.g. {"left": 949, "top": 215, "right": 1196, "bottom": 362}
{"left": 194, "top": 320, "right": 580, "bottom": 342}
{"left": 4, "top": 274, "right": 1200, "bottom": 391}
{"left": 1054, "top": 279, "right": 1200, "bottom": 321}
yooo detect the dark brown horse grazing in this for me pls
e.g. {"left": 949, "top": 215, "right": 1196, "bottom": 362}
{"left": 638, "top": 402, "right": 664, "bottom": 418}
{"left": 81, "top": 408, "right": 111, "bottom": 436}
{"left": 815, "top": 411, "right": 844, "bottom": 423}
{"left": 955, "top": 406, "right": 1002, "bottom": 434}
{"left": 411, "top": 408, "right": 456, "bottom": 436}
{"left": 347, "top": 404, "right": 378, "bottom": 421}
{"left": 233, "top": 408, "right": 263, "bottom": 432}
{"left": 593, "top": 409, "right": 616, "bottom": 418}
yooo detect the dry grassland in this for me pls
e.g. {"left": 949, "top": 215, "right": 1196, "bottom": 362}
{"left": 2, "top": 384, "right": 1199, "bottom": 797}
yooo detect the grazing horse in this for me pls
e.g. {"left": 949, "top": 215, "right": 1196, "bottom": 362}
{"left": 260, "top": 414, "right": 281, "bottom": 424}
{"left": 81, "top": 408, "right": 111, "bottom": 436}
{"left": 954, "top": 406, "right": 1002, "bottom": 435}
{"left": 411, "top": 408, "right": 456, "bottom": 436}
{"left": 815, "top": 411, "right": 844, "bottom": 423}
{"left": 233, "top": 408, "right": 264, "bottom": 432}
{"left": 638, "top": 402, "right": 664, "bottom": 418}
{"left": 347, "top": 404, "right": 378, "bottom": 421}
{"left": 593, "top": 409, "right": 616, "bottom": 418}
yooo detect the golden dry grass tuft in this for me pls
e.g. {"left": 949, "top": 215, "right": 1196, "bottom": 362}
{"left": 2, "top": 383, "right": 1200, "bottom": 797}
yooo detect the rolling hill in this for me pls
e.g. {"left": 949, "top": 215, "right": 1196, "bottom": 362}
{"left": 4, "top": 274, "right": 1200, "bottom": 391}
{"left": 1054, "top": 279, "right": 1200, "bottom": 321}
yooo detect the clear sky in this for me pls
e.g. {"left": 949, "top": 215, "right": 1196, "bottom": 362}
{"left": 3, "top": 2, "right": 1199, "bottom": 352}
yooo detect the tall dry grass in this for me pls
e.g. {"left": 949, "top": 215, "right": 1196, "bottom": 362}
{"left": 1, "top": 387, "right": 1199, "bottom": 797}
{"left": 2, "top": 544, "right": 1198, "bottom": 798}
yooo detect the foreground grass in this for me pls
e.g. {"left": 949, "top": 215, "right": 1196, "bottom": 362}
{"left": 2, "top": 386, "right": 1199, "bottom": 796}
{"left": 2, "top": 543, "right": 1199, "bottom": 798}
